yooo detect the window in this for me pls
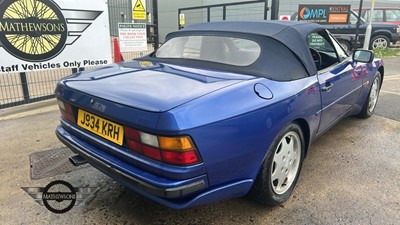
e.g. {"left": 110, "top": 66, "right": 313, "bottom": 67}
{"left": 386, "top": 9, "right": 400, "bottom": 22}
{"left": 350, "top": 11, "right": 367, "bottom": 24}
{"left": 155, "top": 36, "right": 261, "bottom": 66}
{"left": 373, "top": 10, "right": 384, "bottom": 22}
{"left": 307, "top": 32, "right": 346, "bottom": 71}
{"left": 307, "top": 33, "right": 334, "bottom": 52}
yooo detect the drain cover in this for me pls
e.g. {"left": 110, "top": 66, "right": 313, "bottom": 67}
{"left": 30, "top": 147, "right": 89, "bottom": 180}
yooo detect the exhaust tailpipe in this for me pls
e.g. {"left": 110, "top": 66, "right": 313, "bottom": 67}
{"left": 69, "top": 155, "right": 88, "bottom": 166}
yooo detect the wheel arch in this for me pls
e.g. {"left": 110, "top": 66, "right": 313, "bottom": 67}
{"left": 378, "top": 66, "right": 384, "bottom": 89}
{"left": 372, "top": 31, "right": 392, "bottom": 38}
{"left": 292, "top": 118, "right": 311, "bottom": 157}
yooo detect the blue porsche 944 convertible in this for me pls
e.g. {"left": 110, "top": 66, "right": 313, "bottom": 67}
{"left": 55, "top": 21, "right": 383, "bottom": 209}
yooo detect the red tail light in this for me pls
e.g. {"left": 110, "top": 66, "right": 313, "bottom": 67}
{"left": 161, "top": 151, "right": 200, "bottom": 165}
{"left": 143, "top": 146, "right": 162, "bottom": 161}
{"left": 124, "top": 127, "right": 201, "bottom": 166}
{"left": 58, "top": 99, "right": 75, "bottom": 123}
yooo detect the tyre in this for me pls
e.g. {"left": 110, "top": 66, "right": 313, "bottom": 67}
{"left": 370, "top": 35, "right": 390, "bottom": 49}
{"left": 358, "top": 71, "right": 382, "bottom": 118}
{"left": 248, "top": 123, "right": 305, "bottom": 206}
{"left": 339, "top": 40, "right": 351, "bottom": 52}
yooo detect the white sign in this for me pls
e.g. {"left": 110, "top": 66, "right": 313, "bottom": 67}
{"left": 118, "top": 23, "right": 147, "bottom": 52}
{"left": 0, "top": 0, "right": 112, "bottom": 74}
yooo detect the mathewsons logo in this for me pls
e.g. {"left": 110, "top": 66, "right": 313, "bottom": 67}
{"left": 0, "top": 0, "right": 68, "bottom": 62}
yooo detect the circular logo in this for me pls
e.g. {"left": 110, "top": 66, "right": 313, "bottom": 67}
{"left": 0, "top": 0, "right": 68, "bottom": 62}
{"left": 299, "top": 7, "right": 311, "bottom": 19}
{"left": 42, "top": 180, "right": 76, "bottom": 214}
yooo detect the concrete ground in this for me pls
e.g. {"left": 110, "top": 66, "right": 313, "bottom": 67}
{"left": 0, "top": 57, "right": 399, "bottom": 225}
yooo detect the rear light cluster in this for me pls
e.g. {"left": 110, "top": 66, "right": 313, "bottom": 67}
{"left": 58, "top": 99, "right": 75, "bottom": 123}
{"left": 125, "top": 127, "right": 201, "bottom": 166}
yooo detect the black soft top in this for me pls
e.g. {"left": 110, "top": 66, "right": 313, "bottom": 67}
{"left": 165, "top": 21, "right": 324, "bottom": 77}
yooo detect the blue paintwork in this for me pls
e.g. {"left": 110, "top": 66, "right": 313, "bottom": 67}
{"left": 62, "top": 64, "right": 250, "bottom": 112}
{"left": 55, "top": 21, "right": 384, "bottom": 209}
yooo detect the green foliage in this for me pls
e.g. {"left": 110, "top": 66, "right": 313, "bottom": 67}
{"left": 373, "top": 48, "right": 400, "bottom": 58}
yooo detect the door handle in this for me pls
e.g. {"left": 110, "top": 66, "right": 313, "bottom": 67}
{"left": 321, "top": 83, "right": 334, "bottom": 92}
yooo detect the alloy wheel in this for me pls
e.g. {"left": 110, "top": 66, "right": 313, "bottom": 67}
{"left": 270, "top": 131, "right": 301, "bottom": 195}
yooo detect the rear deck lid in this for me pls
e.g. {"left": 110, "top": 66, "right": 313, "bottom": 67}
{"left": 61, "top": 61, "right": 253, "bottom": 112}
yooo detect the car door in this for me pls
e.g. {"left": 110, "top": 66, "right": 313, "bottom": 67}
{"left": 307, "top": 31, "right": 363, "bottom": 133}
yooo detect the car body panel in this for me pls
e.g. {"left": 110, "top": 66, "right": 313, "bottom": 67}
{"left": 317, "top": 60, "right": 363, "bottom": 132}
{"left": 61, "top": 62, "right": 251, "bottom": 113}
{"left": 55, "top": 20, "right": 384, "bottom": 209}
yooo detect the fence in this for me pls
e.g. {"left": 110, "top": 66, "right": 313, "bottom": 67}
{"left": 0, "top": 0, "right": 155, "bottom": 109}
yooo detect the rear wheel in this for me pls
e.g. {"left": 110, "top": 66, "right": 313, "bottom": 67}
{"left": 358, "top": 71, "right": 381, "bottom": 118}
{"left": 248, "top": 123, "right": 305, "bottom": 206}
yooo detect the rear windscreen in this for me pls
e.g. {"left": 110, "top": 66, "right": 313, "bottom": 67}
{"left": 147, "top": 32, "right": 309, "bottom": 81}
{"left": 155, "top": 36, "right": 261, "bottom": 67}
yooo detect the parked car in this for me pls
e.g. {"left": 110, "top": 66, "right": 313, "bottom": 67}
{"left": 55, "top": 21, "right": 383, "bottom": 209}
{"left": 355, "top": 7, "right": 400, "bottom": 25}
{"left": 291, "top": 10, "right": 400, "bottom": 51}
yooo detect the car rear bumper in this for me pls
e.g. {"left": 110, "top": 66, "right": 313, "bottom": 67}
{"left": 56, "top": 124, "right": 253, "bottom": 209}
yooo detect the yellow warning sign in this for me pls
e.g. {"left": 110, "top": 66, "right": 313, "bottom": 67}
{"left": 179, "top": 13, "right": 185, "bottom": 25}
{"left": 132, "top": 0, "right": 146, "bottom": 20}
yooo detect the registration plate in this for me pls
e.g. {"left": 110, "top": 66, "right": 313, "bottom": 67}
{"left": 77, "top": 109, "right": 124, "bottom": 146}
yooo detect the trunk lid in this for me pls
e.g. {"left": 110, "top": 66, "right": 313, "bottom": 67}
{"left": 61, "top": 61, "right": 253, "bottom": 112}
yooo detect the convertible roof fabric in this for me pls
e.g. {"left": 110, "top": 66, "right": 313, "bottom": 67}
{"left": 169, "top": 21, "right": 324, "bottom": 76}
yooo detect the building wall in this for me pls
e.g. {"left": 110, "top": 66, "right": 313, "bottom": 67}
{"left": 158, "top": 0, "right": 203, "bottom": 43}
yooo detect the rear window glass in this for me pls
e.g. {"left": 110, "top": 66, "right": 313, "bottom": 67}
{"left": 155, "top": 36, "right": 261, "bottom": 66}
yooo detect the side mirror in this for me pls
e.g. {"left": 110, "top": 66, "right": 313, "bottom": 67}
{"left": 352, "top": 50, "right": 374, "bottom": 63}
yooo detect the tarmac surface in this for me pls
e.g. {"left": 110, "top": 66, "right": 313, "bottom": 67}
{"left": 0, "top": 57, "right": 399, "bottom": 225}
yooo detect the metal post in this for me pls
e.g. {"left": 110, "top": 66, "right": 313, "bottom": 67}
{"left": 354, "top": 0, "right": 364, "bottom": 50}
{"left": 207, "top": 7, "right": 210, "bottom": 22}
{"left": 270, "top": 0, "right": 279, "bottom": 20}
{"left": 153, "top": 0, "right": 159, "bottom": 50}
{"left": 264, "top": 0, "right": 269, "bottom": 20}
{"left": 363, "top": 0, "right": 375, "bottom": 49}
{"left": 223, "top": 5, "right": 226, "bottom": 20}
{"left": 19, "top": 72, "right": 30, "bottom": 102}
